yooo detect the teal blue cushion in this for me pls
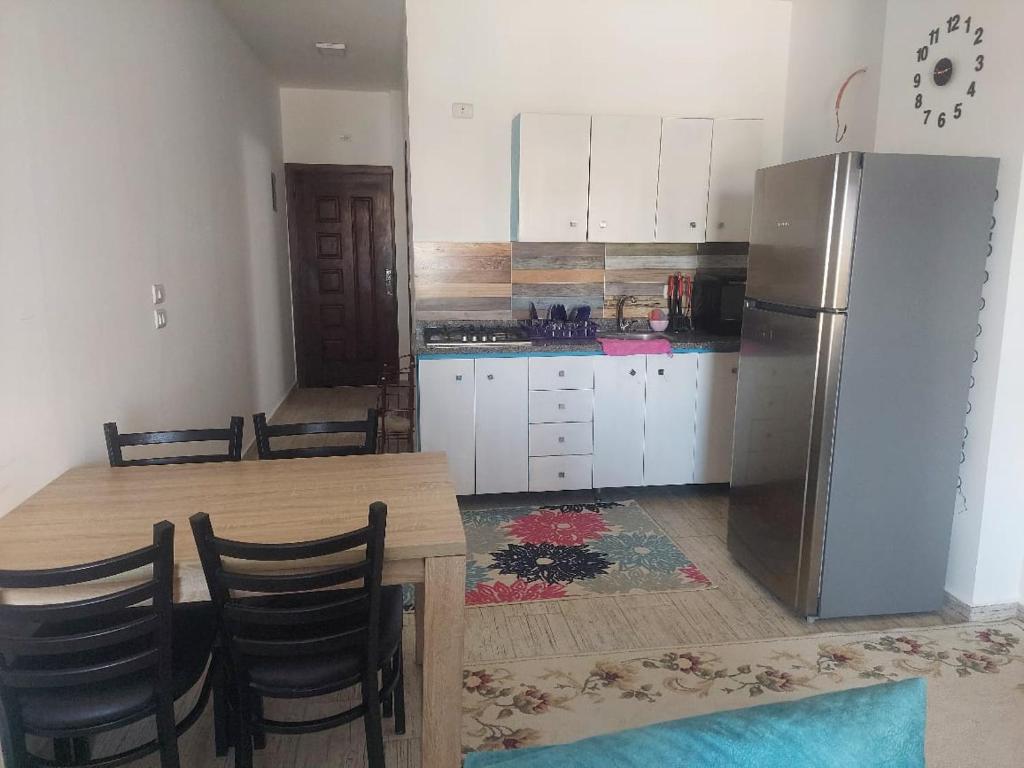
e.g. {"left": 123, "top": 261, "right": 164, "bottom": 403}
{"left": 464, "top": 678, "right": 926, "bottom": 768}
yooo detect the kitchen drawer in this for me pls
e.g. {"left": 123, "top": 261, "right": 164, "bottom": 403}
{"left": 529, "top": 357, "right": 594, "bottom": 390}
{"left": 529, "top": 422, "right": 593, "bottom": 457}
{"left": 529, "top": 455, "right": 593, "bottom": 492}
{"left": 529, "top": 389, "right": 594, "bottom": 423}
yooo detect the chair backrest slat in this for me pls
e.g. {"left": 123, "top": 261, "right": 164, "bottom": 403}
{"left": 252, "top": 410, "right": 378, "bottom": 460}
{"left": 0, "top": 522, "right": 175, "bottom": 697}
{"left": 190, "top": 504, "right": 387, "bottom": 694}
{"left": 104, "top": 417, "right": 244, "bottom": 467}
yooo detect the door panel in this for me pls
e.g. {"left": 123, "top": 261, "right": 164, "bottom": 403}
{"left": 643, "top": 355, "right": 698, "bottom": 486}
{"left": 746, "top": 153, "right": 861, "bottom": 310}
{"left": 706, "top": 120, "right": 763, "bottom": 242}
{"left": 727, "top": 306, "right": 828, "bottom": 610}
{"left": 588, "top": 115, "right": 662, "bottom": 242}
{"left": 693, "top": 353, "right": 740, "bottom": 483}
{"left": 593, "top": 356, "right": 645, "bottom": 487}
{"left": 656, "top": 118, "right": 713, "bottom": 243}
{"left": 475, "top": 358, "right": 528, "bottom": 494}
{"left": 287, "top": 165, "right": 398, "bottom": 386}
{"left": 514, "top": 113, "right": 592, "bottom": 241}
{"left": 419, "top": 359, "right": 476, "bottom": 495}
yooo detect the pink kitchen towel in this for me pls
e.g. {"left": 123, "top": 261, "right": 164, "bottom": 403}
{"left": 597, "top": 338, "right": 673, "bottom": 356}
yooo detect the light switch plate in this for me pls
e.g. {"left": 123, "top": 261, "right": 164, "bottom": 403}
{"left": 154, "top": 309, "right": 167, "bottom": 329}
{"left": 451, "top": 102, "right": 474, "bottom": 119}
{"left": 152, "top": 283, "right": 165, "bottom": 304}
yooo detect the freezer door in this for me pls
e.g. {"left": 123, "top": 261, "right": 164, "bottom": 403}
{"left": 746, "top": 153, "right": 861, "bottom": 311}
{"left": 727, "top": 304, "right": 845, "bottom": 615}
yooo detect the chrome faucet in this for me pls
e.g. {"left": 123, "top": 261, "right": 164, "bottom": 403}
{"left": 616, "top": 295, "right": 638, "bottom": 332}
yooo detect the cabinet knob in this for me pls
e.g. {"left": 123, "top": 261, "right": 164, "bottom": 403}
{"left": 658, "top": 368, "right": 665, "bottom": 376}
{"left": 629, "top": 369, "right": 637, "bottom": 376}
{"left": 599, "top": 220, "right": 608, "bottom": 229}
{"left": 487, "top": 374, "right": 494, "bottom": 380}
{"left": 731, "top": 367, "right": 738, "bottom": 374}
{"left": 557, "top": 403, "right": 566, "bottom": 410}
{"left": 558, "top": 370, "right": 565, "bottom": 377}
{"left": 455, "top": 374, "right": 462, "bottom": 381}
{"left": 689, "top": 221, "right": 697, "bottom": 228}
{"left": 558, "top": 436, "right": 566, "bottom": 443}
{"left": 718, "top": 222, "right": 725, "bottom": 229}
{"left": 558, "top": 471, "right": 566, "bottom": 478}
{"left": 569, "top": 219, "right": 578, "bottom": 228}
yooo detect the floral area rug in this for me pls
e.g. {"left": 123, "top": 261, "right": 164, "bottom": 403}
{"left": 462, "top": 619, "right": 1024, "bottom": 766}
{"left": 461, "top": 500, "right": 713, "bottom": 606}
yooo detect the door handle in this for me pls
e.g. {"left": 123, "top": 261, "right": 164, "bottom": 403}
{"left": 385, "top": 268, "right": 394, "bottom": 296}
{"left": 658, "top": 369, "right": 665, "bottom": 376}
{"left": 629, "top": 369, "right": 637, "bottom": 376}
{"left": 558, "top": 471, "right": 566, "bottom": 478}
{"left": 487, "top": 374, "right": 494, "bottom": 381}
{"left": 558, "top": 436, "right": 566, "bottom": 443}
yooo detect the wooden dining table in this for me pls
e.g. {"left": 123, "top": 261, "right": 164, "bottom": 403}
{"left": 0, "top": 451, "right": 467, "bottom": 768}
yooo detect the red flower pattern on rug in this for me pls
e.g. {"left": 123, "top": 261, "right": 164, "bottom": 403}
{"left": 465, "top": 580, "right": 568, "bottom": 605}
{"left": 504, "top": 510, "right": 611, "bottom": 546}
{"left": 679, "top": 564, "right": 712, "bottom": 585}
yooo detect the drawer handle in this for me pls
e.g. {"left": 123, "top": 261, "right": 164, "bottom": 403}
{"left": 558, "top": 471, "right": 566, "bottom": 478}
{"left": 558, "top": 436, "right": 566, "bottom": 443}
{"left": 629, "top": 369, "right": 637, "bottom": 377}
{"left": 558, "top": 370, "right": 565, "bottom": 377}
{"left": 455, "top": 374, "right": 462, "bottom": 381}
{"left": 487, "top": 374, "right": 494, "bottom": 380}
{"left": 658, "top": 368, "right": 665, "bottom": 376}
{"left": 557, "top": 403, "right": 566, "bottom": 410}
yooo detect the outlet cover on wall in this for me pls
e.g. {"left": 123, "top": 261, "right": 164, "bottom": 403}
{"left": 452, "top": 102, "right": 474, "bottom": 119}
{"left": 152, "top": 283, "right": 165, "bottom": 304}
{"left": 154, "top": 309, "right": 167, "bottom": 330}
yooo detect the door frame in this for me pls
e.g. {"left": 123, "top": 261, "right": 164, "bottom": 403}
{"left": 284, "top": 163, "right": 399, "bottom": 387}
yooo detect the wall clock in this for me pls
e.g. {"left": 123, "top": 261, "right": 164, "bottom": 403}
{"left": 912, "top": 13, "right": 985, "bottom": 127}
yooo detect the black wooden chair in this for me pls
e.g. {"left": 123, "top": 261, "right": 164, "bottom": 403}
{"left": 251, "top": 410, "right": 378, "bottom": 460}
{"left": 103, "top": 417, "right": 244, "bottom": 467}
{"left": 190, "top": 503, "right": 404, "bottom": 768}
{"left": 0, "top": 522, "right": 221, "bottom": 768}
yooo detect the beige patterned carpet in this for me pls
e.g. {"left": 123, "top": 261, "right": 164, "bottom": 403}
{"left": 462, "top": 619, "right": 1024, "bottom": 766}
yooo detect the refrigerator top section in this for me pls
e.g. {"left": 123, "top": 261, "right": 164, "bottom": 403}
{"left": 746, "top": 153, "right": 862, "bottom": 311}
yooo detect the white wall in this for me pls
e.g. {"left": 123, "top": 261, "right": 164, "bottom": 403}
{"left": 874, "top": 0, "right": 1024, "bottom": 608}
{"left": 405, "top": 0, "right": 793, "bottom": 242}
{"left": 0, "top": 0, "right": 295, "bottom": 515}
{"left": 782, "top": 0, "right": 888, "bottom": 161}
{"left": 279, "top": 88, "right": 411, "bottom": 355}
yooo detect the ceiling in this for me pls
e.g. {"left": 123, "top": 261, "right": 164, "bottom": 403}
{"left": 216, "top": 0, "right": 404, "bottom": 90}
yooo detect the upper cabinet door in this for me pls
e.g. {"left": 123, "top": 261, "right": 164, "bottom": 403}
{"left": 707, "top": 119, "right": 764, "bottom": 242}
{"left": 588, "top": 115, "right": 662, "bottom": 243}
{"left": 512, "top": 113, "right": 592, "bottom": 242}
{"left": 656, "top": 119, "right": 713, "bottom": 243}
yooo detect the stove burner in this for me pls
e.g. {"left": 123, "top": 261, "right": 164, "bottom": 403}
{"left": 424, "top": 325, "right": 531, "bottom": 347}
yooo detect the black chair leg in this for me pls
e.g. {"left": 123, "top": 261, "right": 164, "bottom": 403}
{"left": 233, "top": 696, "right": 254, "bottom": 768}
{"left": 393, "top": 643, "right": 407, "bottom": 736}
{"left": 362, "top": 670, "right": 386, "bottom": 768}
{"left": 250, "top": 693, "right": 267, "bottom": 750}
{"left": 154, "top": 696, "right": 181, "bottom": 768}
{"left": 212, "top": 659, "right": 231, "bottom": 756}
{"left": 53, "top": 738, "right": 74, "bottom": 766}
{"left": 382, "top": 657, "right": 394, "bottom": 719}
{"left": 0, "top": 710, "right": 28, "bottom": 768}
{"left": 73, "top": 737, "right": 91, "bottom": 763}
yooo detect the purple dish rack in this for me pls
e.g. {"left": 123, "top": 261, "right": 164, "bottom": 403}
{"left": 520, "top": 319, "right": 598, "bottom": 343}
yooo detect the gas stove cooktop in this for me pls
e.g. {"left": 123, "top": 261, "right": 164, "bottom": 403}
{"left": 423, "top": 325, "right": 531, "bottom": 347}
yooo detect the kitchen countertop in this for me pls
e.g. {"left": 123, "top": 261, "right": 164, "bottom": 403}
{"left": 414, "top": 330, "right": 740, "bottom": 358}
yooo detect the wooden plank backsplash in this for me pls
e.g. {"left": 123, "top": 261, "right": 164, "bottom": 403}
{"left": 413, "top": 241, "right": 747, "bottom": 322}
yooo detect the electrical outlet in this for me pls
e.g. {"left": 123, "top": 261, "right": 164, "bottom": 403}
{"left": 451, "top": 102, "right": 474, "bottom": 119}
{"left": 154, "top": 309, "right": 167, "bottom": 329}
{"left": 152, "top": 283, "right": 165, "bottom": 304}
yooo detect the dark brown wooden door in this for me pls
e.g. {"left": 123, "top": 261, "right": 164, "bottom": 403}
{"left": 286, "top": 165, "right": 398, "bottom": 386}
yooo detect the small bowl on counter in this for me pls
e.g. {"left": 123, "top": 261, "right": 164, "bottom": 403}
{"left": 649, "top": 319, "right": 669, "bottom": 332}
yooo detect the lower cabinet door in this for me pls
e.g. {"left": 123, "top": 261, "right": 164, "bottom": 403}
{"left": 418, "top": 358, "right": 476, "bottom": 495}
{"left": 593, "top": 356, "right": 646, "bottom": 488}
{"left": 694, "top": 352, "right": 740, "bottom": 483}
{"left": 475, "top": 357, "right": 529, "bottom": 493}
{"left": 644, "top": 354, "right": 699, "bottom": 485}
{"left": 529, "top": 455, "right": 593, "bottom": 492}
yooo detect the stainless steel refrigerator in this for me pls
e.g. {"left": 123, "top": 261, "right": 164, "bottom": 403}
{"left": 727, "top": 152, "right": 998, "bottom": 619}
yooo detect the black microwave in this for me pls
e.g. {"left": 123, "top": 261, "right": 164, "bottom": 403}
{"left": 691, "top": 274, "right": 746, "bottom": 335}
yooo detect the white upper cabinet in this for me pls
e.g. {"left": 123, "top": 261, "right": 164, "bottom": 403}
{"left": 656, "top": 119, "right": 714, "bottom": 243}
{"left": 512, "top": 113, "right": 592, "bottom": 242}
{"left": 587, "top": 115, "right": 662, "bottom": 243}
{"left": 707, "top": 119, "right": 764, "bottom": 242}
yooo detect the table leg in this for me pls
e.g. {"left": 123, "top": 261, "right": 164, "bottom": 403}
{"left": 421, "top": 555, "right": 465, "bottom": 768}
{"left": 414, "top": 582, "right": 426, "bottom": 665}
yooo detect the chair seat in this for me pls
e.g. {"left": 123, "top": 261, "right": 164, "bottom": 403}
{"left": 244, "top": 585, "right": 403, "bottom": 694}
{"left": 17, "top": 602, "right": 217, "bottom": 732}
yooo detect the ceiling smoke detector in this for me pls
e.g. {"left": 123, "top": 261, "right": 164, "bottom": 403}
{"left": 314, "top": 42, "right": 347, "bottom": 56}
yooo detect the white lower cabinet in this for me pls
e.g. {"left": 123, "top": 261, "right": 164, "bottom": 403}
{"left": 693, "top": 352, "right": 740, "bottom": 483}
{"left": 593, "top": 356, "right": 646, "bottom": 488}
{"left": 644, "top": 354, "right": 699, "bottom": 486}
{"left": 418, "top": 358, "right": 476, "bottom": 495}
{"left": 420, "top": 351, "right": 739, "bottom": 494}
{"left": 475, "top": 358, "right": 529, "bottom": 494}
